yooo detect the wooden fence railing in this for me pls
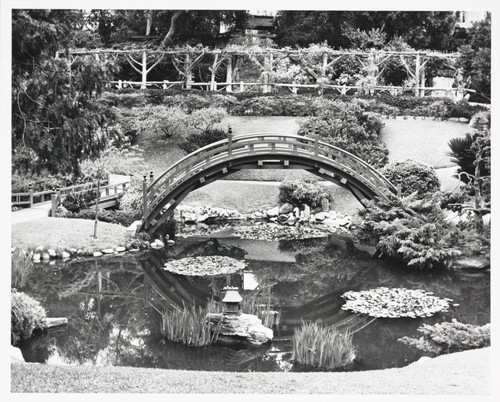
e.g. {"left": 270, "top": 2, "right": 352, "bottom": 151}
{"left": 108, "top": 79, "right": 471, "bottom": 98}
{"left": 49, "top": 180, "right": 130, "bottom": 216}
{"left": 11, "top": 179, "right": 130, "bottom": 215}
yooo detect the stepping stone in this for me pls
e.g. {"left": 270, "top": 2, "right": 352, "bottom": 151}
{"left": 48, "top": 249, "right": 57, "bottom": 258}
{"left": 61, "top": 251, "right": 71, "bottom": 259}
{"left": 101, "top": 248, "right": 115, "bottom": 254}
{"left": 115, "top": 246, "right": 126, "bottom": 253}
{"left": 93, "top": 251, "right": 103, "bottom": 257}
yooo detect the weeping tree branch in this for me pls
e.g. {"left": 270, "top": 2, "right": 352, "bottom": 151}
{"left": 160, "top": 10, "right": 184, "bottom": 48}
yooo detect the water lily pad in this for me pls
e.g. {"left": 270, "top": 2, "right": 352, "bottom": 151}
{"left": 341, "top": 287, "right": 452, "bottom": 318}
{"left": 163, "top": 255, "right": 247, "bottom": 276}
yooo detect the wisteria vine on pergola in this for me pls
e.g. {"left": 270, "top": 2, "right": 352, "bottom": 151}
{"left": 67, "top": 44, "right": 464, "bottom": 97}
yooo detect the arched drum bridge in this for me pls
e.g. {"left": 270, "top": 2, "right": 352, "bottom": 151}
{"left": 139, "top": 132, "right": 397, "bottom": 235}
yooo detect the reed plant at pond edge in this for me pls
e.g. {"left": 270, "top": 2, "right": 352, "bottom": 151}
{"left": 11, "top": 248, "right": 33, "bottom": 288}
{"left": 240, "top": 293, "right": 281, "bottom": 329}
{"left": 292, "top": 320, "right": 356, "bottom": 370}
{"left": 161, "top": 302, "right": 220, "bottom": 347}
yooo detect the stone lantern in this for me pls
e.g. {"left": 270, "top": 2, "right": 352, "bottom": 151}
{"left": 222, "top": 286, "right": 242, "bottom": 316}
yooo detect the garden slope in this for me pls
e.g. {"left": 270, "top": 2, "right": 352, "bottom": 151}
{"left": 11, "top": 217, "right": 129, "bottom": 251}
{"left": 11, "top": 347, "right": 491, "bottom": 394}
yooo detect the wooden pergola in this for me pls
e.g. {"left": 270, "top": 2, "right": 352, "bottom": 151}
{"left": 67, "top": 47, "right": 465, "bottom": 98}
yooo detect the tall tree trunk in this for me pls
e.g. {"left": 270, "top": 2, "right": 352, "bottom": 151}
{"left": 160, "top": 10, "right": 184, "bottom": 48}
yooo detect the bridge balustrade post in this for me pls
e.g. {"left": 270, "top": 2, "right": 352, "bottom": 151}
{"left": 51, "top": 188, "right": 60, "bottom": 217}
{"left": 28, "top": 184, "right": 33, "bottom": 207}
{"left": 142, "top": 175, "right": 148, "bottom": 226}
{"left": 228, "top": 126, "right": 233, "bottom": 157}
{"left": 314, "top": 129, "right": 319, "bottom": 157}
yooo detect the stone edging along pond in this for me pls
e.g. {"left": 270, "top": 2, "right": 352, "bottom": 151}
{"left": 15, "top": 203, "right": 489, "bottom": 270}
{"left": 13, "top": 243, "right": 149, "bottom": 264}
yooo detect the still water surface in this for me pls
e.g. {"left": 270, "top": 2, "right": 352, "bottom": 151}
{"left": 18, "top": 234, "right": 490, "bottom": 372}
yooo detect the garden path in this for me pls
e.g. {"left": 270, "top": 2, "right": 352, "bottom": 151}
{"left": 11, "top": 201, "right": 52, "bottom": 224}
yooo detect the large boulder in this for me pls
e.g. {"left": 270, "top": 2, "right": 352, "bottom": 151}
{"left": 279, "top": 203, "right": 294, "bottom": 214}
{"left": 265, "top": 206, "right": 280, "bottom": 218}
{"left": 207, "top": 313, "right": 273, "bottom": 346}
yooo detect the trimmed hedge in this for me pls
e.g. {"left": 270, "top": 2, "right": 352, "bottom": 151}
{"left": 103, "top": 89, "right": 487, "bottom": 119}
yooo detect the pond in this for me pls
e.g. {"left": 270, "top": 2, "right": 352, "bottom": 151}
{"left": 17, "top": 231, "right": 490, "bottom": 373}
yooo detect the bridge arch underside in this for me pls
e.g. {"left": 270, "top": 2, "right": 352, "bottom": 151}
{"left": 143, "top": 154, "right": 391, "bottom": 236}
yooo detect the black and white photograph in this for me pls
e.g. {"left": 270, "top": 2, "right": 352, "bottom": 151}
{"left": 3, "top": 0, "right": 496, "bottom": 397}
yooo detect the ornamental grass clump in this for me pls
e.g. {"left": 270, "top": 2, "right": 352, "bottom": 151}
{"left": 161, "top": 302, "right": 219, "bottom": 347}
{"left": 11, "top": 290, "right": 47, "bottom": 344}
{"left": 399, "top": 319, "right": 490, "bottom": 356}
{"left": 292, "top": 320, "right": 355, "bottom": 370}
{"left": 11, "top": 248, "right": 33, "bottom": 288}
{"left": 240, "top": 294, "right": 281, "bottom": 329}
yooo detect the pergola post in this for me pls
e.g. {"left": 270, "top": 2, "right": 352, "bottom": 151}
{"left": 210, "top": 53, "right": 218, "bottom": 91}
{"left": 419, "top": 58, "right": 426, "bottom": 97}
{"left": 226, "top": 56, "right": 233, "bottom": 92}
{"left": 141, "top": 51, "right": 147, "bottom": 89}
{"left": 414, "top": 53, "right": 420, "bottom": 97}
{"left": 142, "top": 175, "right": 148, "bottom": 227}
{"left": 185, "top": 53, "right": 193, "bottom": 90}
{"left": 322, "top": 52, "right": 328, "bottom": 77}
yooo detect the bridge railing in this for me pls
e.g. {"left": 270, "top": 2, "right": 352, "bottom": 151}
{"left": 143, "top": 133, "right": 396, "bottom": 220}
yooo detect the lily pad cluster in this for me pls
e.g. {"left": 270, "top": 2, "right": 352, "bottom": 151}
{"left": 163, "top": 255, "right": 247, "bottom": 276}
{"left": 234, "top": 223, "right": 326, "bottom": 241}
{"left": 341, "top": 287, "right": 452, "bottom": 318}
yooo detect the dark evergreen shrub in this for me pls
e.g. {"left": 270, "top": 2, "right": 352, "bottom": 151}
{"left": 144, "top": 89, "right": 166, "bottom": 105}
{"left": 63, "top": 208, "right": 141, "bottom": 227}
{"left": 11, "top": 290, "right": 47, "bottom": 344}
{"left": 382, "top": 160, "right": 440, "bottom": 198}
{"left": 299, "top": 100, "right": 388, "bottom": 168}
{"left": 178, "top": 129, "right": 228, "bottom": 154}
{"left": 399, "top": 319, "right": 490, "bottom": 356}
{"left": 356, "top": 193, "right": 459, "bottom": 269}
{"left": 279, "top": 179, "right": 332, "bottom": 209}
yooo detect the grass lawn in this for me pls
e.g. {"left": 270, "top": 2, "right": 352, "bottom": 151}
{"left": 381, "top": 117, "right": 470, "bottom": 168}
{"left": 11, "top": 217, "right": 130, "bottom": 251}
{"left": 135, "top": 116, "right": 469, "bottom": 182}
{"left": 183, "top": 180, "right": 362, "bottom": 216}
{"left": 11, "top": 347, "right": 490, "bottom": 393}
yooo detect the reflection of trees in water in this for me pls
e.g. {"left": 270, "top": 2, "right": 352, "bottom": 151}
{"left": 19, "top": 255, "right": 160, "bottom": 365}
{"left": 174, "top": 238, "right": 247, "bottom": 259}
{"left": 19, "top": 236, "right": 490, "bottom": 371}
